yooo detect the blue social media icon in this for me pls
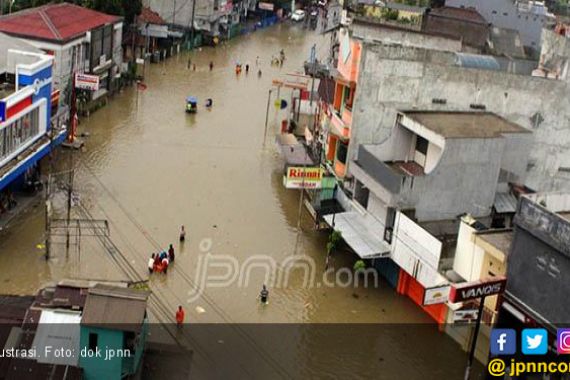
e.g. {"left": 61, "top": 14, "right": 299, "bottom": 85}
{"left": 490, "top": 329, "right": 516, "bottom": 355}
{"left": 522, "top": 328, "right": 548, "bottom": 355}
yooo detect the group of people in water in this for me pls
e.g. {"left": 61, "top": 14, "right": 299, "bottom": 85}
{"left": 147, "top": 225, "right": 186, "bottom": 275}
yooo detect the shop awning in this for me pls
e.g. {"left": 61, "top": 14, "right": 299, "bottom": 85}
{"left": 324, "top": 211, "right": 391, "bottom": 259}
{"left": 276, "top": 133, "right": 315, "bottom": 166}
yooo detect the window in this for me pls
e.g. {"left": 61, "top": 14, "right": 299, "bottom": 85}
{"left": 336, "top": 140, "right": 348, "bottom": 164}
{"left": 492, "top": 10, "right": 497, "bottom": 14}
{"left": 415, "top": 135, "right": 428, "bottom": 155}
{"left": 88, "top": 333, "right": 98, "bottom": 351}
{"left": 0, "top": 107, "right": 41, "bottom": 161}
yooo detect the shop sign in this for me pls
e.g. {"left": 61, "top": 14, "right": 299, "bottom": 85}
{"left": 453, "top": 309, "right": 479, "bottom": 323}
{"left": 423, "top": 284, "right": 450, "bottom": 306}
{"left": 75, "top": 73, "right": 99, "bottom": 91}
{"left": 283, "top": 167, "right": 323, "bottom": 189}
{"left": 449, "top": 276, "right": 506, "bottom": 303}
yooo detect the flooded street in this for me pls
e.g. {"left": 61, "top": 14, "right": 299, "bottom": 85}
{"left": 0, "top": 24, "right": 483, "bottom": 378}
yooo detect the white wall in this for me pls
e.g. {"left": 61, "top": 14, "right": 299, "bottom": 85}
{"left": 453, "top": 218, "right": 485, "bottom": 281}
{"left": 425, "top": 142, "right": 443, "bottom": 173}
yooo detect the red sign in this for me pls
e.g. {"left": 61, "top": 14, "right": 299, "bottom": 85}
{"left": 449, "top": 276, "right": 506, "bottom": 303}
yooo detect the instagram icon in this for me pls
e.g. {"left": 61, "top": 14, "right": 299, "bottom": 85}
{"left": 557, "top": 329, "right": 570, "bottom": 354}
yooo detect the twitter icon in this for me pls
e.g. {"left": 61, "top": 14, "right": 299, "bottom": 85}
{"left": 522, "top": 328, "right": 548, "bottom": 355}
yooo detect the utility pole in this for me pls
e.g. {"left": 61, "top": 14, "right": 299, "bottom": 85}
{"left": 173, "top": 0, "right": 177, "bottom": 25}
{"left": 190, "top": 0, "right": 197, "bottom": 49}
{"left": 309, "top": 44, "right": 316, "bottom": 107}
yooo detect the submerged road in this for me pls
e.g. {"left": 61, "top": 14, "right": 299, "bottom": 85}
{"left": 0, "top": 23, "right": 484, "bottom": 379}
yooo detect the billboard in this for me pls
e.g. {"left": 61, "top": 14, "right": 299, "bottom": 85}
{"left": 283, "top": 167, "right": 323, "bottom": 189}
{"left": 75, "top": 73, "right": 99, "bottom": 91}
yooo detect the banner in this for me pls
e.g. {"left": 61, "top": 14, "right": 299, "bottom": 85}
{"left": 75, "top": 73, "right": 99, "bottom": 91}
{"left": 283, "top": 167, "right": 323, "bottom": 189}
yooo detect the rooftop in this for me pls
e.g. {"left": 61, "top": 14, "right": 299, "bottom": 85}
{"left": 0, "top": 3, "right": 121, "bottom": 43}
{"left": 427, "top": 6, "right": 487, "bottom": 24}
{"left": 477, "top": 230, "right": 514, "bottom": 255}
{"left": 139, "top": 6, "right": 166, "bottom": 25}
{"left": 81, "top": 284, "right": 149, "bottom": 332}
{"left": 401, "top": 111, "right": 531, "bottom": 138}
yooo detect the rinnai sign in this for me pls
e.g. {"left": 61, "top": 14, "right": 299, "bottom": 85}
{"left": 449, "top": 276, "right": 507, "bottom": 303}
{"left": 283, "top": 167, "right": 323, "bottom": 189}
{"left": 75, "top": 73, "right": 99, "bottom": 91}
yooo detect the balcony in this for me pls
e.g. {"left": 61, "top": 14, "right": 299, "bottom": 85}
{"left": 329, "top": 106, "right": 351, "bottom": 139}
{"left": 354, "top": 145, "right": 403, "bottom": 194}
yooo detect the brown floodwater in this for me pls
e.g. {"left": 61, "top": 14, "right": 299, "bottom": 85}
{"left": 0, "top": 24, "right": 484, "bottom": 379}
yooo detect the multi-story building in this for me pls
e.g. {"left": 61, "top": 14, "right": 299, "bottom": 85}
{"left": 445, "top": 0, "right": 555, "bottom": 53}
{"left": 0, "top": 3, "right": 124, "bottom": 108}
{"left": 325, "top": 110, "right": 530, "bottom": 321}
{"left": 0, "top": 42, "right": 67, "bottom": 206}
{"left": 146, "top": 0, "right": 236, "bottom": 43}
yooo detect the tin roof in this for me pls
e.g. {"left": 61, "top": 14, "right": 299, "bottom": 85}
{"left": 139, "top": 7, "right": 166, "bottom": 25}
{"left": 494, "top": 192, "right": 519, "bottom": 214}
{"left": 428, "top": 6, "right": 487, "bottom": 24}
{"left": 81, "top": 285, "right": 149, "bottom": 332}
{"left": 0, "top": 3, "right": 121, "bottom": 43}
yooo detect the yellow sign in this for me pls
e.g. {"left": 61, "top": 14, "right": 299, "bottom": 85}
{"left": 283, "top": 167, "right": 323, "bottom": 189}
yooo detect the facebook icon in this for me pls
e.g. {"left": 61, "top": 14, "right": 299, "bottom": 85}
{"left": 490, "top": 329, "right": 517, "bottom": 355}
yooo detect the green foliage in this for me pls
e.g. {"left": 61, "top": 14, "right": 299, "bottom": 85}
{"left": 381, "top": 8, "right": 399, "bottom": 21}
{"left": 326, "top": 230, "right": 342, "bottom": 254}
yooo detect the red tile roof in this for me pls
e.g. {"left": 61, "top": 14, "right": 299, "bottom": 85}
{"left": 0, "top": 3, "right": 121, "bottom": 43}
{"left": 429, "top": 6, "right": 487, "bottom": 24}
{"left": 139, "top": 7, "right": 166, "bottom": 25}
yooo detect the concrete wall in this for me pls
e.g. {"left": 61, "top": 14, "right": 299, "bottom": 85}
{"left": 538, "top": 28, "right": 570, "bottom": 80}
{"left": 406, "top": 138, "right": 505, "bottom": 221}
{"left": 423, "top": 13, "right": 488, "bottom": 49}
{"left": 352, "top": 20, "right": 465, "bottom": 53}
{"left": 349, "top": 41, "right": 570, "bottom": 193}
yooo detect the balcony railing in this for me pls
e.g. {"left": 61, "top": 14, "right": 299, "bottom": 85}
{"left": 355, "top": 145, "right": 403, "bottom": 194}
{"left": 329, "top": 107, "right": 350, "bottom": 139}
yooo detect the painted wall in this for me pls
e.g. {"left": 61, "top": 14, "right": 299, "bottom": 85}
{"left": 79, "top": 327, "right": 124, "bottom": 380}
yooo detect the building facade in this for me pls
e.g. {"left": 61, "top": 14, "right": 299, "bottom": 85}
{"left": 445, "top": 0, "right": 555, "bottom": 53}
{"left": 0, "top": 3, "right": 124, "bottom": 108}
{"left": 0, "top": 46, "right": 66, "bottom": 198}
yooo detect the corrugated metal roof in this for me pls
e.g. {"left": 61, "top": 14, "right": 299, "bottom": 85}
{"left": 32, "top": 310, "right": 81, "bottom": 366}
{"left": 0, "top": 3, "right": 121, "bottom": 43}
{"left": 455, "top": 53, "right": 501, "bottom": 71}
{"left": 494, "top": 192, "right": 518, "bottom": 214}
{"left": 81, "top": 285, "right": 149, "bottom": 332}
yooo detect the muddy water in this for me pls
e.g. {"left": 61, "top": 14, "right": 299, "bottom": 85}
{"left": 0, "top": 24, "right": 483, "bottom": 378}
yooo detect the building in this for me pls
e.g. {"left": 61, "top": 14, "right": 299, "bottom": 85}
{"left": 361, "top": 1, "right": 426, "bottom": 27}
{"left": 445, "top": 0, "right": 556, "bottom": 53}
{"left": 80, "top": 285, "right": 150, "bottom": 380}
{"left": 322, "top": 110, "right": 530, "bottom": 324}
{"left": 0, "top": 43, "right": 67, "bottom": 214}
{"left": 146, "top": 0, "right": 237, "bottom": 43}
{"left": 323, "top": 27, "right": 361, "bottom": 180}
{"left": 500, "top": 192, "right": 570, "bottom": 330}
{"left": 0, "top": 280, "right": 149, "bottom": 380}
{"left": 0, "top": 3, "right": 124, "bottom": 108}
{"left": 345, "top": 21, "right": 570, "bottom": 195}
{"left": 422, "top": 6, "right": 489, "bottom": 50}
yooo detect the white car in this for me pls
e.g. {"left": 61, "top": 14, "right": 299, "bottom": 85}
{"left": 291, "top": 10, "right": 306, "bottom": 21}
